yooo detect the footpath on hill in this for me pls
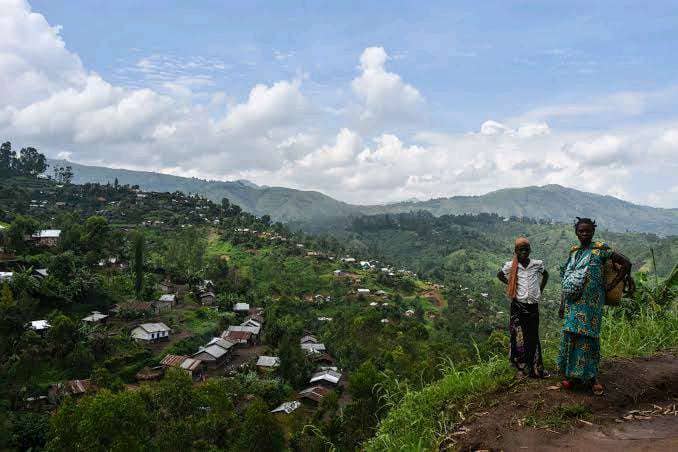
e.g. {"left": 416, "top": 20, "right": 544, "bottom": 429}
{"left": 449, "top": 352, "right": 678, "bottom": 451}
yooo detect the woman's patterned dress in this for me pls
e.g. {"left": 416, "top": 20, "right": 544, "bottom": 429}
{"left": 557, "top": 242, "right": 612, "bottom": 381}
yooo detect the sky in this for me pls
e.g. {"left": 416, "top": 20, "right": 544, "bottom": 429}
{"left": 1, "top": 0, "right": 677, "bottom": 207}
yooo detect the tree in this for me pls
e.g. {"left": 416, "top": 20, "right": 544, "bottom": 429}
{"left": 17, "top": 147, "right": 47, "bottom": 176}
{"left": 0, "top": 141, "right": 16, "bottom": 175}
{"left": 6, "top": 215, "right": 38, "bottom": 254}
{"left": 113, "top": 177, "right": 119, "bottom": 189}
{"left": 82, "top": 216, "right": 110, "bottom": 259}
{"left": 236, "top": 399, "right": 285, "bottom": 452}
{"left": 46, "top": 390, "right": 151, "bottom": 451}
{"left": 130, "top": 231, "right": 144, "bottom": 298}
{"left": 1, "top": 283, "right": 14, "bottom": 306}
{"left": 277, "top": 334, "right": 309, "bottom": 388}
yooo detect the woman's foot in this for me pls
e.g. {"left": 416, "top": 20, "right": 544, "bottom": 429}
{"left": 592, "top": 381, "right": 604, "bottom": 396}
{"left": 561, "top": 379, "right": 573, "bottom": 389}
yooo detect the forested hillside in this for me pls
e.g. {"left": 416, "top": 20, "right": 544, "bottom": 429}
{"left": 50, "top": 159, "right": 678, "bottom": 235}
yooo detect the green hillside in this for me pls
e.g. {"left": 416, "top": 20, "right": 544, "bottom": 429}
{"left": 49, "top": 160, "right": 678, "bottom": 235}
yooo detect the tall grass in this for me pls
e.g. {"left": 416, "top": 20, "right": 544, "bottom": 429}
{"left": 366, "top": 305, "right": 677, "bottom": 451}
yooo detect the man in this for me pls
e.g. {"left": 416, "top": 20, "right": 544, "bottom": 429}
{"left": 497, "top": 237, "right": 549, "bottom": 378}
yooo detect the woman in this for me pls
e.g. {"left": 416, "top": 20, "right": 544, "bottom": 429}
{"left": 497, "top": 237, "right": 549, "bottom": 378}
{"left": 558, "top": 217, "right": 634, "bottom": 395}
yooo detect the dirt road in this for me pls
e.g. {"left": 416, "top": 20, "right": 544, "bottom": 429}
{"left": 451, "top": 352, "right": 678, "bottom": 451}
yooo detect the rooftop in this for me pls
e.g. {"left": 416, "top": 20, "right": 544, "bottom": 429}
{"left": 256, "top": 356, "right": 281, "bottom": 367}
{"left": 137, "top": 322, "right": 170, "bottom": 333}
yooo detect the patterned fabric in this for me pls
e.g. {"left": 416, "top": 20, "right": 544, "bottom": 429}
{"left": 558, "top": 241, "right": 612, "bottom": 380}
{"left": 509, "top": 300, "right": 545, "bottom": 377}
{"left": 557, "top": 332, "right": 600, "bottom": 380}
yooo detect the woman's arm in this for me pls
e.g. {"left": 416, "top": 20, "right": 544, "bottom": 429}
{"left": 607, "top": 251, "right": 632, "bottom": 292}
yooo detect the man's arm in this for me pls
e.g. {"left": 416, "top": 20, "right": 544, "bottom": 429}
{"left": 540, "top": 269, "right": 549, "bottom": 292}
{"left": 497, "top": 269, "right": 508, "bottom": 284}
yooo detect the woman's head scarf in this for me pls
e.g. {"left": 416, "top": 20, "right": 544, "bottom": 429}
{"left": 507, "top": 237, "right": 530, "bottom": 299}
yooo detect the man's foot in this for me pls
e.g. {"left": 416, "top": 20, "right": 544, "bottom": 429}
{"left": 592, "top": 382, "right": 604, "bottom": 396}
{"left": 561, "top": 379, "right": 573, "bottom": 389}
{"left": 515, "top": 370, "right": 528, "bottom": 380}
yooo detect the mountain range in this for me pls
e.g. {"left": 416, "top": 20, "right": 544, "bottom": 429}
{"left": 49, "top": 159, "right": 678, "bottom": 236}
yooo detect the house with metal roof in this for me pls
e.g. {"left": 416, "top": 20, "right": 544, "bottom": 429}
{"left": 27, "top": 319, "right": 51, "bottom": 331}
{"left": 221, "top": 329, "right": 253, "bottom": 346}
{"left": 131, "top": 322, "right": 171, "bottom": 342}
{"left": 31, "top": 229, "right": 61, "bottom": 247}
{"left": 159, "top": 294, "right": 176, "bottom": 303}
{"left": 256, "top": 355, "right": 280, "bottom": 371}
{"left": 233, "top": 302, "right": 250, "bottom": 312}
{"left": 228, "top": 324, "right": 261, "bottom": 337}
{"left": 161, "top": 354, "right": 204, "bottom": 380}
{"left": 192, "top": 337, "right": 234, "bottom": 368}
{"left": 301, "top": 342, "right": 326, "bottom": 355}
{"left": 298, "top": 386, "right": 331, "bottom": 404}
{"left": 82, "top": 311, "right": 108, "bottom": 324}
{"left": 310, "top": 369, "right": 342, "bottom": 386}
{"left": 271, "top": 401, "right": 301, "bottom": 414}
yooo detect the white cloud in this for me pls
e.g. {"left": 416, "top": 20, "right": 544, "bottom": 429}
{"left": 218, "top": 80, "right": 307, "bottom": 133}
{"left": 351, "top": 47, "right": 423, "bottom": 122}
{"left": 0, "top": 1, "right": 676, "bottom": 209}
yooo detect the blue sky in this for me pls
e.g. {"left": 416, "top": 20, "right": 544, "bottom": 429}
{"left": 3, "top": 0, "right": 678, "bottom": 206}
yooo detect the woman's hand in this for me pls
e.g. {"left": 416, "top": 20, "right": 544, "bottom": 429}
{"left": 558, "top": 306, "right": 565, "bottom": 319}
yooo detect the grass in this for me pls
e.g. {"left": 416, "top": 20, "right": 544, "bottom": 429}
{"left": 524, "top": 403, "right": 592, "bottom": 429}
{"left": 366, "top": 305, "right": 678, "bottom": 451}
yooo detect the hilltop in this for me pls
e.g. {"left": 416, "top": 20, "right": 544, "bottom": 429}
{"left": 50, "top": 159, "right": 678, "bottom": 236}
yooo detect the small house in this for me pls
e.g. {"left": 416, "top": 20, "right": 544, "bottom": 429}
{"left": 310, "top": 369, "right": 342, "bottom": 386}
{"left": 48, "top": 379, "right": 95, "bottom": 403}
{"left": 27, "top": 320, "right": 50, "bottom": 332}
{"left": 152, "top": 300, "right": 172, "bottom": 314}
{"left": 161, "top": 354, "right": 204, "bottom": 380}
{"left": 221, "top": 330, "right": 253, "bottom": 346}
{"left": 228, "top": 323, "right": 260, "bottom": 337}
{"left": 298, "top": 386, "right": 331, "bottom": 404}
{"left": 233, "top": 302, "right": 250, "bottom": 313}
{"left": 192, "top": 338, "right": 234, "bottom": 368}
{"left": 301, "top": 342, "right": 326, "bottom": 355}
{"left": 131, "top": 323, "right": 171, "bottom": 342}
{"left": 82, "top": 311, "right": 108, "bottom": 324}
{"left": 32, "top": 268, "right": 49, "bottom": 279}
{"left": 357, "top": 288, "right": 371, "bottom": 296}
{"left": 31, "top": 229, "right": 61, "bottom": 247}
{"left": 158, "top": 294, "right": 176, "bottom": 304}
{"left": 404, "top": 309, "right": 415, "bottom": 317}
{"left": 256, "top": 356, "right": 280, "bottom": 371}
{"left": 199, "top": 291, "right": 216, "bottom": 305}
{"left": 300, "top": 334, "right": 319, "bottom": 344}
{"left": 333, "top": 269, "right": 344, "bottom": 277}
{"left": 271, "top": 401, "right": 301, "bottom": 414}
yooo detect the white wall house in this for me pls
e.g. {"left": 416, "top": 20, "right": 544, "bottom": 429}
{"left": 131, "top": 323, "right": 171, "bottom": 342}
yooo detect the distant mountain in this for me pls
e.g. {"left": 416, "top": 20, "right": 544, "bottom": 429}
{"left": 50, "top": 159, "right": 678, "bottom": 235}
{"left": 363, "top": 185, "right": 678, "bottom": 236}
{"left": 49, "top": 159, "right": 360, "bottom": 222}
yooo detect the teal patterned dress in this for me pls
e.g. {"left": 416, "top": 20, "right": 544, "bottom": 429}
{"left": 557, "top": 242, "right": 612, "bottom": 381}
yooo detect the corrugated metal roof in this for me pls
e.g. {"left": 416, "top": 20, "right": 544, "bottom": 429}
{"left": 159, "top": 294, "right": 176, "bottom": 302}
{"left": 206, "top": 337, "right": 234, "bottom": 350}
{"left": 221, "top": 330, "right": 252, "bottom": 342}
{"left": 310, "top": 369, "right": 342, "bottom": 384}
{"left": 298, "top": 386, "right": 330, "bottom": 402}
{"left": 33, "top": 229, "right": 61, "bottom": 238}
{"left": 195, "top": 344, "right": 228, "bottom": 359}
{"left": 139, "top": 322, "right": 170, "bottom": 333}
{"left": 65, "top": 379, "right": 93, "bottom": 394}
{"left": 256, "top": 356, "right": 280, "bottom": 367}
{"left": 161, "top": 354, "right": 189, "bottom": 367}
{"left": 271, "top": 401, "right": 301, "bottom": 414}
{"left": 180, "top": 357, "right": 202, "bottom": 371}
{"left": 233, "top": 302, "right": 250, "bottom": 311}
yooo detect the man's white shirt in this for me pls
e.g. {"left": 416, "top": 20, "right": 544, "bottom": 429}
{"left": 502, "top": 259, "right": 545, "bottom": 303}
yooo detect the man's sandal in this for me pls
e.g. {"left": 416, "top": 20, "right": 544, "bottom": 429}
{"left": 592, "top": 383, "right": 604, "bottom": 396}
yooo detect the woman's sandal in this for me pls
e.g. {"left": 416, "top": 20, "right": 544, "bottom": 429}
{"left": 592, "top": 382, "right": 604, "bottom": 396}
{"left": 561, "top": 379, "right": 573, "bottom": 390}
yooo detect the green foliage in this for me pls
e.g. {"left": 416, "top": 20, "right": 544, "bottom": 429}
{"left": 236, "top": 398, "right": 285, "bottom": 452}
{"left": 130, "top": 230, "right": 145, "bottom": 298}
{"left": 6, "top": 215, "right": 38, "bottom": 253}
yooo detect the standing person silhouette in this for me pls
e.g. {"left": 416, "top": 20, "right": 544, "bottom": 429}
{"left": 558, "top": 218, "right": 633, "bottom": 395}
{"left": 497, "top": 237, "right": 549, "bottom": 378}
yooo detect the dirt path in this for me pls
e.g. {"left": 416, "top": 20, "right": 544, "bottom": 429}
{"left": 451, "top": 352, "right": 678, "bottom": 451}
